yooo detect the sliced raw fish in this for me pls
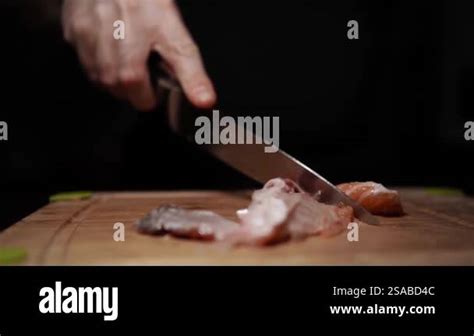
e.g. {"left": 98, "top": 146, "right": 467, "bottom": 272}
{"left": 138, "top": 178, "right": 366, "bottom": 245}
{"left": 337, "top": 181, "right": 404, "bottom": 216}
{"left": 137, "top": 205, "right": 238, "bottom": 240}
{"left": 137, "top": 178, "right": 354, "bottom": 246}
{"left": 230, "top": 178, "right": 353, "bottom": 245}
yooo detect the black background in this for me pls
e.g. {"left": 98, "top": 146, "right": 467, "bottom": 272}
{"left": 0, "top": 267, "right": 472, "bottom": 334}
{"left": 1, "top": 0, "right": 473, "bottom": 229}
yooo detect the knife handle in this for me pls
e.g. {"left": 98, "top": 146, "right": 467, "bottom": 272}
{"left": 147, "top": 52, "right": 196, "bottom": 136}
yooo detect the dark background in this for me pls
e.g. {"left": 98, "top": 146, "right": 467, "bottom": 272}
{"left": 0, "top": 0, "right": 473, "bottom": 229}
{"left": 1, "top": 267, "right": 473, "bottom": 334}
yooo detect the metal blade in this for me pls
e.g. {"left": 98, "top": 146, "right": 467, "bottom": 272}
{"left": 157, "top": 77, "right": 379, "bottom": 225}
{"left": 206, "top": 138, "right": 379, "bottom": 225}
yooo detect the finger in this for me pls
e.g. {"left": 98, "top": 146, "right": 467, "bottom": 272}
{"left": 152, "top": 3, "right": 216, "bottom": 108}
{"left": 63, "top": 4, "right": 99, "bottom": 81}
{"left": 119, "top": 62, "right": 157, "bottom": 111}
{"left": 119, "top": 49, "right": 157, "bottom": 111}
{"left": 116, "top": 27, "right": 157, "bottom": 111}
{"left": 95, "top": 0, "right": 120, "bottom": 87}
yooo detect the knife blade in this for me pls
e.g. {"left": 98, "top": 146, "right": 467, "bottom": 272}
{"left": 156, "top": 76, "right": 379, "bottom": 225}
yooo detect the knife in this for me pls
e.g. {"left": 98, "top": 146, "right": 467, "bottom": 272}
{"left": 155, "top": 74, "right": 379, "bottom": 225}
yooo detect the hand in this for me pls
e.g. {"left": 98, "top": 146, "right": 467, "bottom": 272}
{"left": 62, "top": 0, "right": 216, "bottom": 110}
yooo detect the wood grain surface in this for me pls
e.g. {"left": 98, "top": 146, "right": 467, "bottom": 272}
{"left": 1, "top": 189, "right": 473, "bottom": 265}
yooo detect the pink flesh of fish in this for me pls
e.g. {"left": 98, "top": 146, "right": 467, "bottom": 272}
{"left": 230, "top": 178, "right": 353, "bottom": 245}
{"left": 137, "top": 178, "right": 354, "bottom": 246}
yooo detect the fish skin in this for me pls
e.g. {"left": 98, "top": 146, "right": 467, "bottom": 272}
{"left": 136, "top": 205, "right": 238, "bottom": 241}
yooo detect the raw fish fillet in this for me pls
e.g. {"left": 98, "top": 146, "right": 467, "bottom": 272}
{"left": 137, "top": 178, "right": 354, "bottom": 246}
{"left": 337, "top": 182, "right": 404, "bottom": 216}
{"left": 229, "top": 178, "right": 353, "bottom": 245}
{"left": 137, "top": 205, "right": 238, "bottom": 240}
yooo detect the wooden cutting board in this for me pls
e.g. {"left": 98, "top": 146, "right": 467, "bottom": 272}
{"left": 1, "top": 188, "right": 473, "bottom": 265}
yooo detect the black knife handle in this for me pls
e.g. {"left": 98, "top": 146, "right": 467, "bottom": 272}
{"left": 147, "top": 52, "right": 197, "bottom": 136}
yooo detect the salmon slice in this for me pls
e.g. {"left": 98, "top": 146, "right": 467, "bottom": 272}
{"left": 337, "top": 182, "right": 404, "bottom": 216}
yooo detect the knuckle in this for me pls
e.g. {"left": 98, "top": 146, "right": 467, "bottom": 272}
{"left": 98, "top": 67, "right": 118, "bottom": 86}
{"left": 119, "top": 66, "right": 145, "bottom": 86}
{"left": 71, "top": 19, "right": 90, "bottom": 37}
